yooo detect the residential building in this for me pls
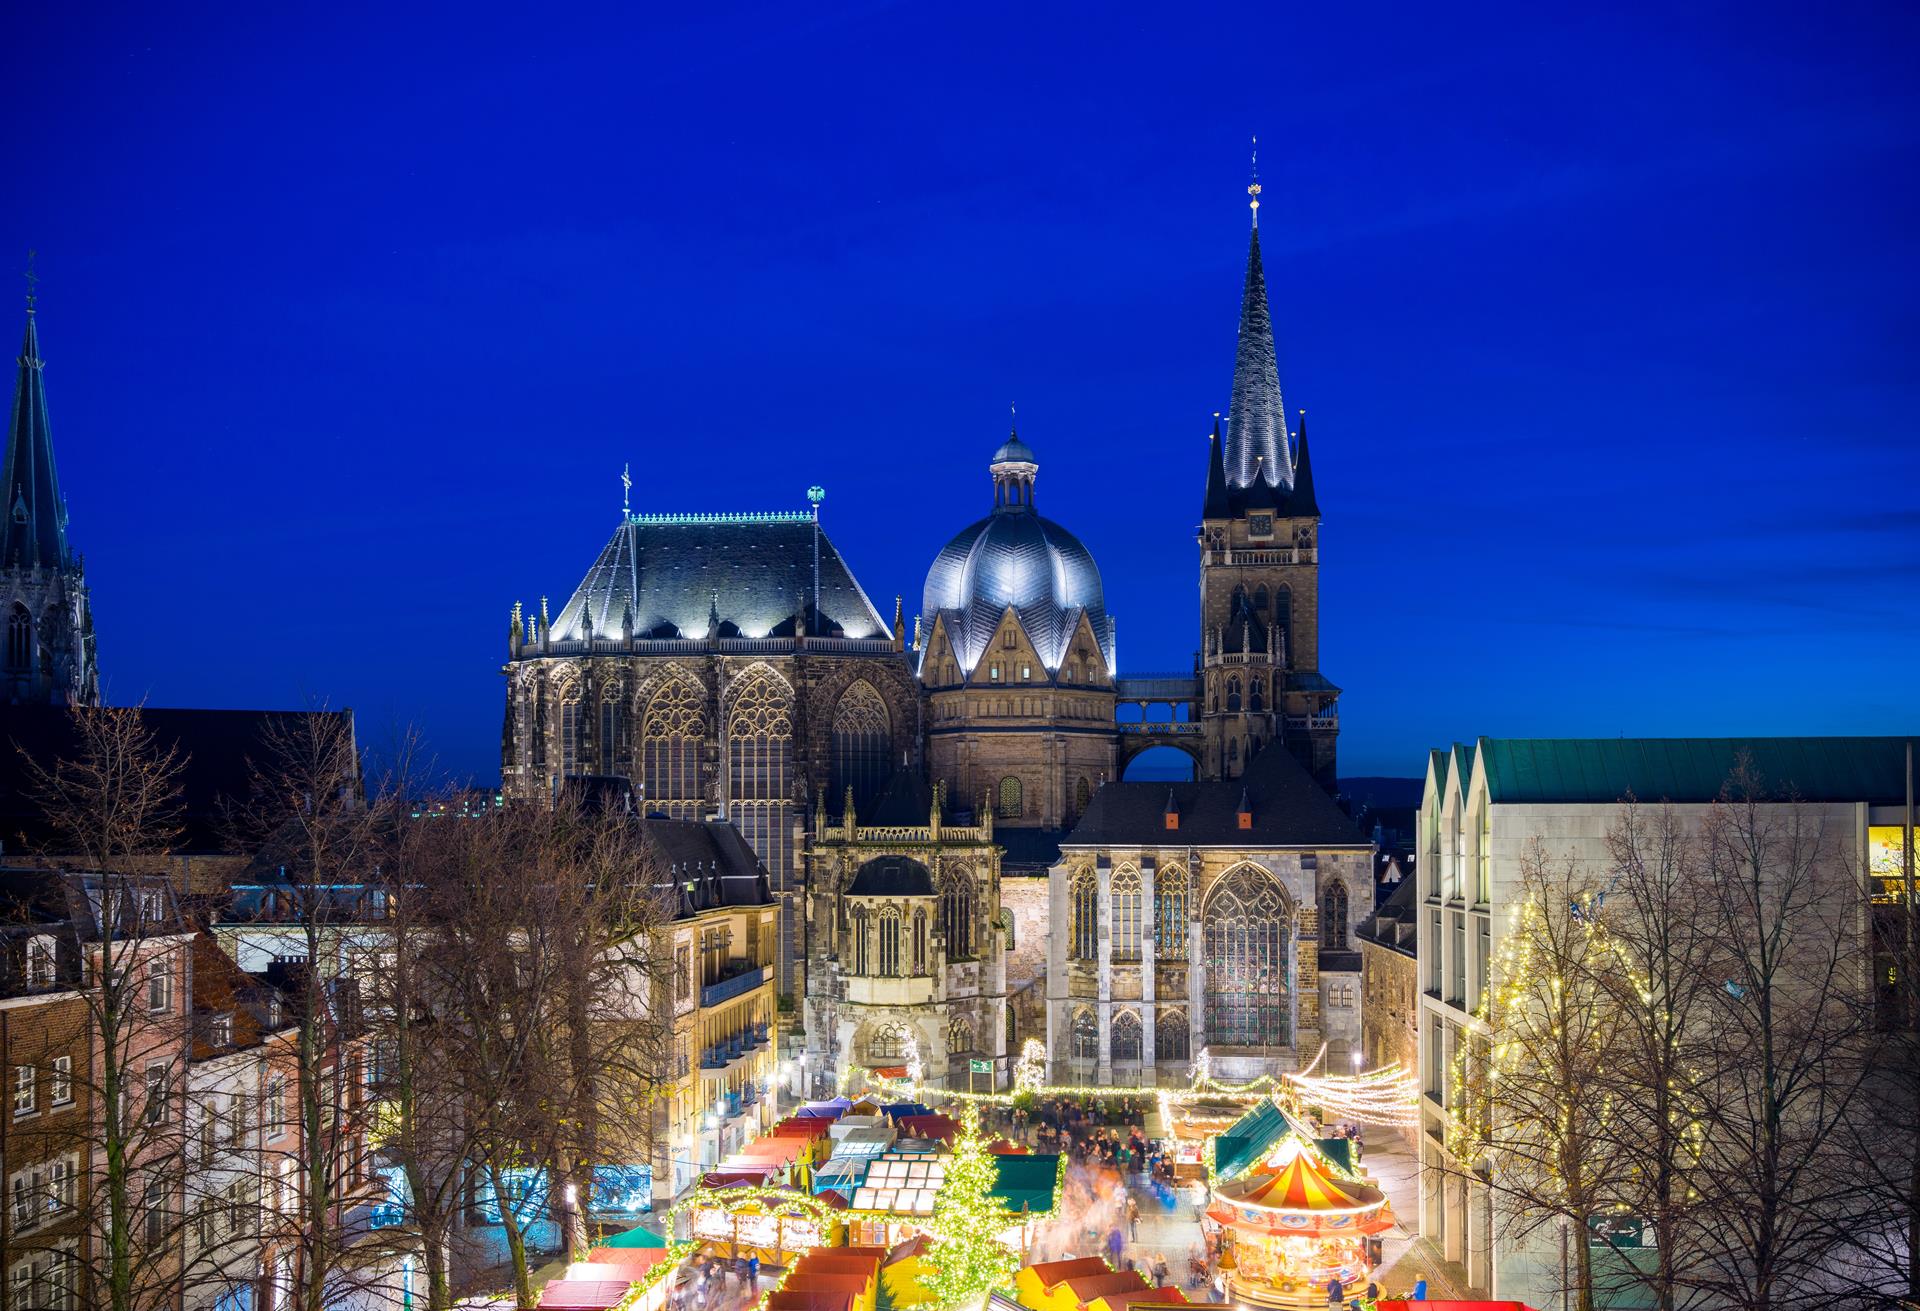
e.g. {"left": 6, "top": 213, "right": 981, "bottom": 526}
{"left": 1355, "top": 872, "right": 1417, "bottom": 1146}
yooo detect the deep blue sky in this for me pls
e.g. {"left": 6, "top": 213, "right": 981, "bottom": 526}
{"left": 5, "top": 2, "right": 1917, "bottom": 784}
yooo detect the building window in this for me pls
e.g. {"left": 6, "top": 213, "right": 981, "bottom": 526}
{"left": 47, "top": 1156, "right": 75, "bottom": 1216}
{"left": 1155, "top": 868, "right": 1188, "bottom": 959}
{"left": 599, "top": 695, "right": 630, "bottom": 775}
{"left": 1070, "top": 1010, "right": 1098, "bottom": 1062}
{"left": 1449, "top": 805, "right": 1464, "bottom": 901}
{"left": 147, "top": 958, "right": 174, "bottom": 1014}
{"left": 642, "top": 676, "right": 708, "bottom": 820}
{"left": 996, "top": 776, "right": 1022, "bottom": 819}
{"left": 728, "top": 670, "right": 794, "bottom": 891}
{"left": 4, "top": 605, "right": 28, "bottom": 674}
{"left": 1071, "top": 872, "right": 1098, "bottom": 962}
{"left": 941, "top": 868, "right": 977, "bottom": 960}
{"left": 12, "top": 1065, "right": 32, "bottom": 1117}
{"left": 999, "top": 906, "right": 1015, "bottom": 951}
{"left": 912, "top": 908, "right": 929, "bottom": 975}
{"left": 209, "top": 1013, "right": 233, "bottom": 1048}
{"left": 49, "top": 1057, "right": 70, "bottom": 1107}
{"left": 145, "top": 1060, "right": 170, "bottom": 1125}
{"left": 988, "top": 664, "right": 1000, "bottom": 681}
{"left": 1203, "top": 865, "right": 1292, "bottom": 1049}
{"left": 531, "top": 683, "right": 548, "bottom": 768}
{"left": 1226, "top": 677, "right": 1241, "bottom": 713}
{"left": 25, "top": 935, "right": 55, "bottom": 989}
{"left": 9, "top": 1171, "right": 34, "bottom": 1232}
{"left": 879, "top": 907, "right": 902, "bottom": 976}
{"left": 674, "top": 946, "right": 691, "bottom": 1003}
{"left": 1476, "top": 798, "right": 1491, "bottom": 904}
{"left": 947, "top": 1016, "right": 973, "bottom": 1055}
{"left": 1476, "top": 916, "right": 1491, "bottom": 1012}
{"left": 1155, "top": 1011, "right": 1190, "bottom": 1063}
{"left": 1111, "top": 1010, "right": 1142, "bottom": 1062}
{"left": 1074, "top": 776, "right": 1092, "bottom": 820}
{"left": 828, "top": 681, "right": 891, "bottom": 816}
{"left": 850, "top": 907, "right": 870, "bottom": 976}
{"left": 1428, "top": 909, "right": 1442, "bottom": 993}
{"left": 1111, "top": 867, "right": 1143, "bottom": 962}
{"left": 559, "top": 684, "right": 583, "bottom": 777}
{"left": 144, "top": 1177, "right": 167, "bottom": 1247}
{"left": 1320, "top": 880, "right": 1349, "bottom": 950}
{"left": 866, "top": 1023, "right": 908, "bottom": 1064}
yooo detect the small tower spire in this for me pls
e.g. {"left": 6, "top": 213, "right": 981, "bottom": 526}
{"left": 620, "top": 462, "right": 631, "bottom": 515}
{"left": 1225, "top": 171, "right": 1293, "bottom": 492}
{"left": 1248, "top": 136, "right": 1261, "bottom": 229}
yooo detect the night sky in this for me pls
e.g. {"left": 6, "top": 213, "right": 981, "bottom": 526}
{"left": 4, "top": 3, "right": 1916, "bottom": 785}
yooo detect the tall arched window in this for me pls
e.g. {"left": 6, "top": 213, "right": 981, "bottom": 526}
{"left": 1253, "top": 585, "right": 1269, "bottom": 611}
{"left": 997, "top": 776, "right": 1023, "bottom": 819}
{"left": 879, "top": 906, "right": 901, "bottom": 976}
{"left": 849, "top": 906, "right": 870, "bottom": 976}
{"left": 1111, "top": 1010, "right": 1142, "bottom": 1062}
{"left": 1249, "top": 676, "right": 1264, "bottom": 713}
{"left": 1230, "top": 586, "right": 1247, "bottom": 613}
{"left": 829, "top": 682, "right": 890, "bottom": 815}
{"left": 1204, "top": 865, "right": 1292, "bottom": 1049}
{"left": 558, "top": 683, "right": 584, "bottom": 777}
{"left": 641, "top": 676, "right": 707, "bottom": 819}
{"left": 912, "top": 908, "right": 928, "bottom": 974}
{"left": 1074, "top": 777, "right": 1092, "bottom": 819}
{"left": 866, "top": 1022, "right": 908, "bottom": 1063}
{"left": 1155, "top": 1011, "right": 1190, "bottom": 1063}
{"left": 531, "top": 683, "right": 548, "bottom": 768}
{"left": 947, "top": 1016, "right": 973, "bottom": 1055}
{"left": 1111, "top": 867, "right": 1142, "bottom": 962}
{"left": 599, "top": 693, "right": 630, "bottom": 775}
{"left": 1226, "top": 677, "right": 1241, "bottom": 713}
{"left": 1071, "top": 872, "right": 1098, "bottom": 961}
{"left": 1320, "top": 881, "right": 1349, "bottom": 950}
{"left": 4, "top": 604, "right": 29, "bottom": 673}
{"left": 1273, "top": 588, "right": 1292, "bottom": 663}
{"left": 941, "top": 868, "right": 976, "bottom": 960}
{"left": 728, "top": 669, "right": 794, "bottom": 885}
{"left": 1070, "top": 1010, "right": 1098, "bottom": 1062}
{"left": 1155, "top": 867, "right": 1188, "bottom": 960}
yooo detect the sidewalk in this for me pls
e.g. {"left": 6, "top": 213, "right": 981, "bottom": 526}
{"left": 1361, "top": 1126, "right": 1473, "bottom": 1299}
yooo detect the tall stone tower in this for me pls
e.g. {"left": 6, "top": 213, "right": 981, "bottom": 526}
{"left": 1197, "top": 174, "right": 1336, "bottom": 787}
{"left": 2, "top": 294, "right": 98, "bottom": 707}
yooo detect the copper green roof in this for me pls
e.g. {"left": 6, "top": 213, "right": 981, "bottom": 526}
{"left": 1213, "top": 1098, "right": 1290, "bottom": 1181}
{"left": 989, "top": 1153, "right": 1060, "bottom": 1213}
{"left": 1474, "top": 737, "right": 1916, "bottom": 806}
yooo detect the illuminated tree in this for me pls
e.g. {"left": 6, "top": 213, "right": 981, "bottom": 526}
{"left": 924, "top": 1103, "right": 1015, "bottom": 1308}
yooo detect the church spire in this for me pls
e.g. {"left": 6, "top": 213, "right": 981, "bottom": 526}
{"left": 1202, "top": 413, "right": 1230, "bottom": 519}
{"left": 2, "top": 282, "right": 72, "bottom": 571}
{"left": 1288, "top": 408, "right": 1319, "bottom": 517}
{"left": 1226, "top": 149, "right": 1293, "bottom": 493}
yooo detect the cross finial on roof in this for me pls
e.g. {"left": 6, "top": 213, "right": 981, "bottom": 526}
{"left": 621, "top": 462, "right": 631, "bottom": 514}
{"left": 23, "top": 250, "right": 38, "bottom": 311}
{"left": 1248, "top": 136, "right": 1261, "bottom": 228}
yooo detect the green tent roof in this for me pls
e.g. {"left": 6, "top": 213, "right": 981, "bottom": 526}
{"left": 1213, "top": 1100, "right": 1290, "bottom": 1181}
{"left": 990, "top": 1154, "right": 1061, "bottom": 1214}
{"left": 600, "top": 1222, "right": 668, "bottom": 1249}
{"left": 1314, "top": 1137, "right": 1355, "bottom": 1175}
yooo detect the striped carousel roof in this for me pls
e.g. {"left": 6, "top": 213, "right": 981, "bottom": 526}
{"left": 1212, "top": 1136, "right": 1385, "bottom": 1216}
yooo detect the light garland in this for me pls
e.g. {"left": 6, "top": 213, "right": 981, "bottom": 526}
{"left": 611, "top": 1242, "right": 695, "bottom": 1310}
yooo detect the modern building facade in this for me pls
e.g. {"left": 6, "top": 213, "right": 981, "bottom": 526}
{"left": 1416, "top": 736, "right": 1911, "bottom": 1301}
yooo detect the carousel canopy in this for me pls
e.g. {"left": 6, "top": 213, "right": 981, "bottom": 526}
{"left": 1206, "top": 1135, "right": 1393, "bottom": 1239}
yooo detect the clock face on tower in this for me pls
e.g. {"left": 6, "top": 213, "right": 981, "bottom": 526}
{"left": 1249, "top": 514, "right": 1273, "bottom": 539}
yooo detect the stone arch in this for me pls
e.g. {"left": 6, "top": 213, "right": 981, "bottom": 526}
{"left": 1111, "top": 1008, "right": 1142, "bottom": 1062}
{"left": 1070, "top": 869, "right": 1098, "bottom": 961}
{"left": 1154, "top": 864, "right": 1188, "bottom": 959}
{"left": 940, "top": 865, "right": 977, "bottom": 960}
{"left": 640, "top": 671, "right": 709, "bottom": 819}
{"left": 726, "top": 664, "right": 794, "bottom": 882}
{"left": 1155, "top": 1010, "right": 1190, "bottom": 1063}
{"left": 1069, "top": 1008, "right": 1098, "bottom": 1062}
{"left": 1320, "top": 879, "right": 1350, "bottom": 950}
{"left": 1110, "top": 865, "right": 1142, "bottom": 962}
{"left": 1202, "top": 863, "right": 1294, "bottom": 1050}
{"left": 829, "top": 679, "right": 891, "bottom": 816}
{"left": 860, "top": 1020, "right": 915, "bottom": 1065}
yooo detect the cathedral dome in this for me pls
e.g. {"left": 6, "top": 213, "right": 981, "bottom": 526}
{"left": 921, "top": 430, "right": 1116, "bottom": 674}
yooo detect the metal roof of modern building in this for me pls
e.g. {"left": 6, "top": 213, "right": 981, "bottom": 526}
{"left": 1460, "top": 736, "right": 1917, "bottom": 806}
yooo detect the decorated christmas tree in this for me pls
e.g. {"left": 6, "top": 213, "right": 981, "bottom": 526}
{"left": 924, "top": 1102, "right": 1015, "bottom": 1308}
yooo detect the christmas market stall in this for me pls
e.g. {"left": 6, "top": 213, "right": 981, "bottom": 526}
{"left": 1205, "top": 1135, "right": 1393, "bottom": 1309}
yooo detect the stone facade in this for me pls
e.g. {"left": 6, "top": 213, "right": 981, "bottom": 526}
{"left": 1356, "top": 874, "right": 1418, "bottom": 1146}
{"left": 800, "top": 783, "right": 1007, "bottom": 1095}
{"left": 998, "top": 875, "right": 1050, "bottom": 1053}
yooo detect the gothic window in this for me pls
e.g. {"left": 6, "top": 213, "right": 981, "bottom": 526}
{"left": 996, "top": 776, "right": 1023, "bottom": 819}
{"left": 642, "top": 677, "right": 707, "bottom": 820}
{"left": 850, "top": 906, "right": 870, "bottom": 976}
{"left": 531, "top": 684, "right": 548, "bottom": 768}
{"left": 866, "top": 1022, "right": 908, "bottom": 1064}
{"left": 1070, "top": 1009, "right": 1098, "bottom": 1062}
{"left": 1071, "top": 872, "right": 1098, "bottom": 962}
{"left": 1111, "top": 867, "right": 1142, "bottom": 962}
{"left": 829, "top": 682, "right": 890, "bottom": 816}
{"left": 599, "top": 694, "right": 630, "bottom": 775}
{"left": 1228, "top": 738, "right": 1240, "bottom": 770}
{"left": 559, "top": 683, "right": 584, "bottom": 777}
{"left": 728, "top": 669, "right": 794, "bottom": 885}
{"left": 1253, "top": 585, "right": 1269, "bottom": 611}
{"left": 1249, "top": 676, "right": 1264, "bottom": 713}
{"left": 1226, "top": 677, "right": 1241, "bottom": 713}
{"left": 1320, "top": 880, "right": 1349, "bottom": 950}
{"left": 1231, "top": 586, "right": 1247, "bottom": 614}
{"left": 947, "top": 1016, "right": 973, "bottom": 1054}
{"left": 941, "top": 868, "right": 976, "bottom": 960}
{"left": 1203, "top": 865, "right": 1292, "bottom": 1049}
{"left": 879, "top": 907, "right": 901, "bottom": 976}
{"left": 1111, "top": 1010, "right": 1142, "bottom": 1062}
{"left": 912, "top": 908, "right": 928, "bottom": 974}
{"left": 1155, "top": 1011, "right": 1190, "bottom": 1063}
{"left": 999, "top": 906, "right": 1014, "bottom": 951}
{"left": 1273, "top": 588, "right": 1292, "bottom": 661}
{"left": 1074, "top": 776, "right": 1092, "bottom": 820}
{"left": 5, "top": 605, "right": 29, "bottom": 673}
{"left": 1155, "top": 867, "right": 1188, "bottom": 959}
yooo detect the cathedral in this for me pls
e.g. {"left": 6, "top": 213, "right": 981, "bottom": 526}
{"left": 3, "top": 295, "right": 99, "bottom": 708}
{"left": 504, "top": 173, "right": 1366, "bottom": 1088}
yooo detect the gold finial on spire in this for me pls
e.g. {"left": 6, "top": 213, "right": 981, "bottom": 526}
{"left": 23, "top": 250, "right": 38, "bottom": 311}
{"left": 1248, "top": 135, "right": 1261, "bottom": 228}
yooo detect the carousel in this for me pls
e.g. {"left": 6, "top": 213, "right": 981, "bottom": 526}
{"left": 1207, "top": 1135, "right": 1393, "bottom": 1308}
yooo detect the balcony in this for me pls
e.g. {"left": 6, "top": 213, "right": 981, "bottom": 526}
{"left": 701, "top": 964, "right": 768, "bottom": 1009}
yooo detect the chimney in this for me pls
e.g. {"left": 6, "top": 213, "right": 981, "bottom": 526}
{"left": 1236, "top": 787, "right": 1254, "bottom": 831}
{"left": 1163, "top": 790, "right": 1179, "bottom": 832}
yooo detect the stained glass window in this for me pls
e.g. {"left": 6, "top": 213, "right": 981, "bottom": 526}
{"left": 1111, "top": 1009, "right": 1142, "bottom": 1061}
{"left": 642, "top": 676, "right": 707, "bottom": 819}
{"left": 829, "top": 682, "right": 890, "bottom": 816}
{"left": 1111, "top": 867, "right": 1142, "bottom": 962}
{"left": 1156, "top": 867, "right": 1188, "bottom": 959}
{"left": 1203, "top": 865, "right": 1291, "bottom": 1049}
{"left": 941, "top": 867, "right": 976, "bottom": 960}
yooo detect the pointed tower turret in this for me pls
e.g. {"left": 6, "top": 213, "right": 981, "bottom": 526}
{"left": 3, "top": 284, "right": 98, "bottom": 707}
{"left": 1226, "top": 150, "right": 1293, "bottom": 492}
{"left": 1202, "top": 414, "right": 1231, "bottom": 520}
{"left": 1286, "top": 408, "right": 1318, "bottom": 517}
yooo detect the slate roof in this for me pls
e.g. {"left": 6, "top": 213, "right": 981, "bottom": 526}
{"left": 642, "top": 817, "right": 775, "bottom": 918}
{"left": 1064, "top": 745, "right": 1366, "bottom": 849}
{"left": 549, "top": 515, "right": 889, "bottom": 643}
{"left": 1470, "top": 737, "right": 1919, "bottom": 806}
{"left": 1356, "top": 872, "right": 1418, "bottom": 959}
{"left": 846, "top": 856, "right": 935, "bottom": 898}
{"left": 2, "top": 307, "right": 70, "bottom": 571}
{"left": 0, "top": 706, "right": 360, "bottom": 855}
{"left": 1225, "top": 226, "right": 1293, "bottom": 493}
{"left": 865, "top": 771, "right": 936, "bottom": 828}
{"left": 997, "top": 828, "right": 1066, "bottom": 873}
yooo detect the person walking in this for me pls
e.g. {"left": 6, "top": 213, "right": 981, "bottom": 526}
{"left": 1325, "top": 1274, "right": 1344, "bottom": 1307}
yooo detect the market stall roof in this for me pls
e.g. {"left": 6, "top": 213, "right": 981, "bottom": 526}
{"left": 813, "top": 1159, "right": 869, "bottom": 1195}
{"left": 1088, "top": 1287, "right": 1190, "bottom": 1311}
{"left": 704, "top": 1167, "right": 776, "bottom": 1188}
{"left": 766, "top": 1292, "right": 855, "bottom": 1311}
{"left": 799, "top": 1098, "right": 852, "bottom": 1118}
{"left": 1061, "top": 1272, "right": 1153, "bottom": 1303}
{"left": 1314, "top": 1137, "right": 1355, "bottom": 1175}
{"left": 730, "top": 1136, "right": 806, "bottom": 1165}
{"left": 831, "top": 1114, "right": 891, "bottom": 1139}
{"left": 596, "top": 1223, "right": 670, "bottom": 1250}
{"left": 1022, "top": 1256, "right": 1113, "bottom": 1291}
{"left": 990, "top": 1154, "right": 1061, "bottom": 1214}
{"left": 897, "top": 1114, "right": 958, "bottom": 1143}
{"left": 539, "top": 1280, "right": 636, "bottom": 1310}
{"left": 987, "top": 1139, "right": 1030, "bottom": 1155}
{"left": 1377, "top": 1304, "right": 1544, "bottom": 1311}
{"left": 1212, "top": 1099, "right": 1290, "bottom": 1180}
{"left": 563, "top": 1260, "right": 667, "bottom": 1284}
{"left": 777, "top": 1116, "right": 836, "bottom": 1140}
{"left": 784, "top": 1273, "right": 872, "bottom": 1297}
{"left": 881, "top": 1102, "right": 931, "bottom": 1119}
{"left": 795, "top": 1249, "right": 886, "bottom": 1274}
